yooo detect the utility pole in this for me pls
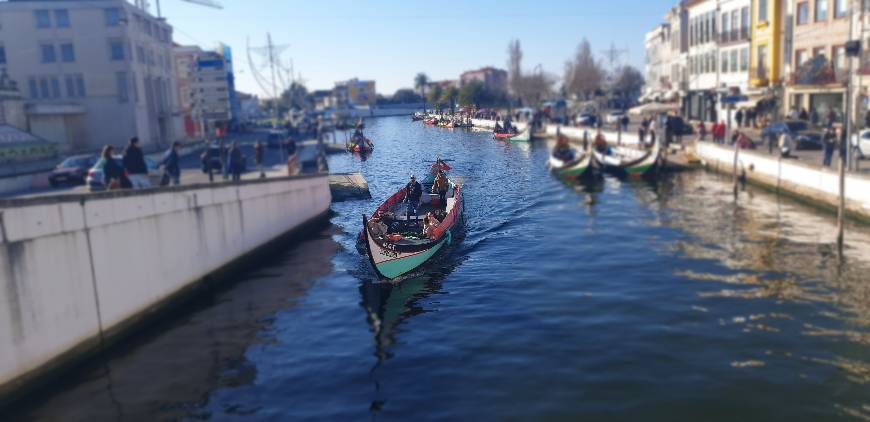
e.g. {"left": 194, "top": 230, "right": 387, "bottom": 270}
{"left": 840, "top": 1, "right": 860, "bottom": 248}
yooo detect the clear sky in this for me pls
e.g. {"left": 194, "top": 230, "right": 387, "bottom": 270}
{"left": 158, "top": 0, "right": 677, "bottom": 97}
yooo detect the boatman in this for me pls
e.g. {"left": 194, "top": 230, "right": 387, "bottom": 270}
{"left": 432, "top": 171, "right": 449, "bottom": 208}
{"left": 404, "top": 175, "right": 423, "bottom": 218}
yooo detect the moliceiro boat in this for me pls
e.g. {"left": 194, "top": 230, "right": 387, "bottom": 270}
{"left": 591, "top": 140, "right": 662, "bottom": 177}
{"left": 362, "top": 162, "right": 464, "bottom": 279}
{"left": 508, "top": 129, "right": 531, "bottom": 142}
{"left": 549, "top": 146, "right": 591, "bottom": 178}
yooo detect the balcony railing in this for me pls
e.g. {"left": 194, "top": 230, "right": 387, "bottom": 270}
{"left": 719, "top": 29, "right": 750, "bottom": 44}
{"left": 789, "top": 65, "right": 848, "bottom": 85}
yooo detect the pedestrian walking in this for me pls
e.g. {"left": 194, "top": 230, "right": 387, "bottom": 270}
{"left": 621, "top": 114, "right": 630, "bottom": 132}
{"left": 697, "top": 121, "right": 707, "bottom": 141}
{"left": 766, "top": 125, "right": 776, "bottom": 154}
{"left": 228, "top": 141, "right": 244, "bottom": 182}
{"left": 822, "top": 128, "right": 836, "bottom": 167}
{"left": 254, "top": 140, "right": 265, "bottom": 178}
{"left": 122, "top": 137, "right": 150, "bottom": 189}
{"left": 800, "top": 108, "right": 809, "bottom": 121}
{"left": 160, "top": 141, "right": 182, "bottom": 186}
{"left": 735, "top": 109, "right": 744, "bottom": 128}
{"left": 826, "top": 110, "right": 836, "bottom": 129}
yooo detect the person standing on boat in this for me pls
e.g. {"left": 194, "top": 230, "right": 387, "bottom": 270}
{"left": 432, "top": 171, "right": 449, "bottom": 208}
{"left": 404, "top": 175, "right": 422, "bottom": 218}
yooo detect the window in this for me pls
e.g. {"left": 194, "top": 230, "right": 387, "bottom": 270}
{"left": 741, "top": 48, "right": 749, "bottom": 71}
{"left": 116, "top": 71, "right": 129, "bottom": 102}
{"left": 60, "top": 43, "right": 75, "bottom": 62}
{"left": 732, "top": 10, "right": 740, "bottom": 33}
{"left": 0, "top": 45, "right": 5, "bottom": 65}
{"left": 109, "top": 39, "right": 125, "bottom": 61}
{"left": 796, "top": 49, "right": 808, "bottom": 67}
{"left": 65, "top": 75, "right": 75, "bottom": 97}
{"left": 759, "top": 0, "right": 768, "bottom": 21}
{"left": 731, "top": 49, "right": 739, "bottom": 72}
{"left": 722, "top": 51, "right": 729, "bottom": 72}
{"left": 741, "top": 7, "right": 749, "bottom": 34}
{"left": 816, "top": 0, "right": 828, "bottom": 21}
{"left": 39, "top": 78, "right": 49, "bottom": 98}
{"left": 835, "top": 0, "right": 848, "bottom": 17}
{"left": 34, "top": 10, "right": 50, "bottom": 28}
{"left": 813, "top": 46, "right": 827, "bottom": 59}
{"left": 51, "top": 77, "right": 60, "bottom": 98}
{"left": 833, "top": 46, "right": 846, "bottom": 70}
{"left": 104, "top": 8, "right": 121, "bottom": 26}
{"left": 28, "top": 78, "right": 38, "bottom": 98}
{"left": 76, "top": 75, "right": 86, "bottom": 97}
{"left": 797, "top": 2, "right": 809, "bottom": 24}
{"left": 137, "top": 45, "right": 145, "bottom": 63}
{"left": 54, "top": 10, "right": 70, "bottom": 28}
{"left": 40, "top": 44, "right": 56, "bottom": 63}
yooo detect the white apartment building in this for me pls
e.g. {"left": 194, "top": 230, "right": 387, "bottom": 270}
{"left": 685, "top": 0, "right": 721, "bottom": 122}
{"left": 192, "top": 50, "right": 231, "bottom": 135}
{"left": 716, "top": 0, "right": 751, "bottom": 126}
{"left": 667, "top": 3, "right": 689, "bottom": 101}
{"left": 0, "top": 0, "right": 179, "bottom": 151}
{"left": 644, "top": 24, "right": 672, "bottom": 100}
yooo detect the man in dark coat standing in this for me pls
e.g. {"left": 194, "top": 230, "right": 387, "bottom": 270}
{"left": 160, "top": 141, "right": 182, "bottom": 186}
{"left": 404, "top": 175, "right": 422, "bottom": 218}
{"left": 123, "top": 137, "right": 150, "bottom": 189}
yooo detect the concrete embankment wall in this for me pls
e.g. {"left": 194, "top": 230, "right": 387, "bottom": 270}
{"left": 695, "top": 142, "right": 870, "bottom": 220}
{"left": 0, "top": 174, "right": 331, "bottom": 402}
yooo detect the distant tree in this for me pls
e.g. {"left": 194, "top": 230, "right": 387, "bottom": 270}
{"left": 427, "top": 84, "right": 444, "bottom": 111}
{"left": 415, "top": 73, "right": 429, "bottom": 109}
{"left": 507, "top": 39, "right": 523, "bottom": 98}
{"left": 392, "top": 88, "right": 423, "bottom": 104}
{"left": 459, "top": 81, "right": 485, "bottom": 108}
{"left": 564, "top": 38, "right": 604, "bottom": 100}
{"left": 611, "top": 65, "right": 644, "bottom": 104}
{"left": 440, "top": 86, "right": 459, "bottom": 113}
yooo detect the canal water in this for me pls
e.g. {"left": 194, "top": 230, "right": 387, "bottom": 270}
{"left": 5, "top": 116, "right": 870, "bottom": 421}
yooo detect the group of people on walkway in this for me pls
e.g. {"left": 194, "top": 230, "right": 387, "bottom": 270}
{"left": 99, "top": 137, "right": 183, "bottom": 190}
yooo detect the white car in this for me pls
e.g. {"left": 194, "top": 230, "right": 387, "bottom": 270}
{"left": 853, "top": 129, "right": 870, "bottom": 159}
{"left": 605, "top": 111, "right": 626, "bottom": 125}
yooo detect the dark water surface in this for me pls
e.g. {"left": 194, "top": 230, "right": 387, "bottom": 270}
{"left": 6, "top": 116, "right": 870, "bottom": 421}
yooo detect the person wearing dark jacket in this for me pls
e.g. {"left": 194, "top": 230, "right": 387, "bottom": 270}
{"left": 122, "top": 137, "right": 150, "bottom": 188}
{"left": 99, "top": 145, "right": 125, "bottom": 189}
{"left": 254, "top": 141, "right": 265, "bottom": 178}
{"left": 228, "top": 141, "right": 244, "bottom": 182}
{"left": 160, "top": 142, "right": 182, "bottom": 185}
{"left": 404, "top": 175, "right": 422, "bottom": 218}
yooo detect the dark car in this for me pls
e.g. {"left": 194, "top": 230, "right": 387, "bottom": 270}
{"left": 49, "top": 155, "right": 98, "bottom": 187}
{"left": 761, "top": 121, "right": 822, "bottom": 150}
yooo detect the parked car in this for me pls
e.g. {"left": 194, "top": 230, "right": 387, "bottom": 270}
{"left": 605, "top": 111, "right": 626, "bottom": 125}
{"left": 87, "top": 156, "right": 161, "bottom": 191}
{"left": 49, "top": 154, "right": 98, "bottom": 187}
{"left": 761, "top": 121, "right": 823, "bottom": 150}
{"left": 853, "top": 129, "right": 870, "bottom": 159}
{"left": 577, "top": 113, "right": 597, "bottom": 127}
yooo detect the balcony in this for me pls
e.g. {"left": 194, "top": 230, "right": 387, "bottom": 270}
{"left": 789, "top": 65, "right": 848, "bottom": 86}
{"left": 719, "top": 29, "right": 750, "bottom": 44}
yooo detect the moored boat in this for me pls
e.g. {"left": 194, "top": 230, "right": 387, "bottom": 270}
{"left": 508, "top": 129, "right": 531, "bottom": 142}
{"left": 493, "top": 131, "right": 518, "bottom": 139}
{"left": 549, "top": 147, "right": 591, "bottom": 178}
{"left": 591, "top": 140, "right": 662, "bottom": 177}
{"left": 361, "top": 163, "right": 463, "bottom": 279}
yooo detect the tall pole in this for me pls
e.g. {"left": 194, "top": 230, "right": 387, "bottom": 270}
{"left": 267, "top": 33, "right": 279, "bottom": 129}
{"left": 839, "top": 1, "right": 855, "bottom": 247}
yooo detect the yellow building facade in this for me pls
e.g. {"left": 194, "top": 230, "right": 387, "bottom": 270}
{"left": 749, "top": 0, "right": 783, "bottom": 88}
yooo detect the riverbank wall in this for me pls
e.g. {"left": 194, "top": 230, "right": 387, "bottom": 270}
{"left": 694, "top": 142, "right": 870, "bottom": 221}
{"left": 0, "top": 174, "right": 331, "bottom": 405}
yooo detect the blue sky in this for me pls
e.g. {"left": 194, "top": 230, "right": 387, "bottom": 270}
{"left": 160, "top": 0, "right": 677, "bottom": 97}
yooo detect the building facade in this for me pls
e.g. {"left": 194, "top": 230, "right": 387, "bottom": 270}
{"left": 684, "top": 0, "right": 721, "bottom": 121}
{"left": 335, "top": 78, "right": 376, "bottom": 107}
{"left": 645, "top": 24, "right": 673, "bottom": 100}
{"left": 173, "top": 45, "right": 202, "bottom": 139}
{"left": 717, "top": 0, "right": 752, "bottom": 125}
{"left": 460, "top": 67, "right": 508, "bottom": 93}
{"left": 0, "top": 0, "right": 179, "bottom": 151}
{"left": 785, "top": 0, "right": 851, "bottom": 124}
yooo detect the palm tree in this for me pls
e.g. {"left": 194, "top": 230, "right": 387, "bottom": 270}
{"left": 414, "top": 73, "right": 429, "bottom": 111}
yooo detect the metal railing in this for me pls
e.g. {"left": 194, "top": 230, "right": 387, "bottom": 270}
{"left": 789, "top": 65, "right": 848, "bottom": 85}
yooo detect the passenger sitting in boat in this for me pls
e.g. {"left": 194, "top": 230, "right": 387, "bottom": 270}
{"left": 404, "top": 175, "right": 423, "bottom": 218}
{"left": 423, "top": 212, "right": 441, "bottom": 238}
{"left": 432, "top": 171, "right": 449, "bottom": 208}
{"left": 368, "top": 213, "right": 389, "bottom": 238}
{"left": 553, "top": 134, "right": 575, "bottom": 161}
{"left": 593, "top": 131, "right": 609, "bottom": 154}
